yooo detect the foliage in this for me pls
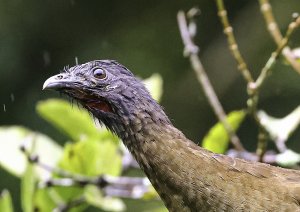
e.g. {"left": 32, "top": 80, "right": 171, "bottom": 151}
{"left": 0, "top": 190, "right": 13, "bottom": 212}
{"left": 0, "top": 126, "right": 62, "bottom": 178}
{"left": 202, "top": 110, "right": 246, "bottom": 154}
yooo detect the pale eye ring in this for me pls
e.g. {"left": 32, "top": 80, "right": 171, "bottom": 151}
{"left": 93, "top": 68, "right": 106, "bottom": 79}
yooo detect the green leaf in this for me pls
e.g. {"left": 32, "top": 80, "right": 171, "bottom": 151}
{"left": 84, "top": 185, "right": 125, "bottom": 212}
{"left": 0, "top": 126, "right": 62, "bottom": 178}
{"left": 34, "top": 188, "right": 56, "bottom": 212}
{"left": 59, "top": 138, "right": 121, "bottom": 176}
{"left": 142, "top": 186, "right": 160, "bottom": 200}
{"left": 34, "top": 187, "right": 87, "bottom": 212}
{"left": 143, "top": 74, "right": 163, "bottom": 102}
{"left": 0, "top": 190, "right": 14, "bottom": 212}
{"left": 145, "top": 206, "right": 168, "bottom": 212}
{"left": 21, "top": 159, "right": 36, "bottom": 212}
{"left": 202, "top": 110, "right": 246, "bottom": 153}
{"left": 36, "top": 99, "right": 100, "bottom": 141}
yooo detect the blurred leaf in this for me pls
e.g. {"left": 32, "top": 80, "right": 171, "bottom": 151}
{"left": 0, "top": 126, "right": 62, "bottom": 179}
{"left": 34, "top": 188, "right": 56, "bottom": 212}
{"left": 145, "top": 206, "right": 168, "bottom": 212}
{"left": 21, "top": 160, "right": 36, "bottom": 212}
{"left": 0, "top": 190, "right": 14, "bottom": 212}
{"left": 202, "top": 110, "right": 246, "bottom": 153}
{"left": 59, "top": 139, "right": 121, "bottom": 176}
{"left": 35, "top": 188, "right": 86, "bottom": 212}
{"left": 142, "top": 186, "right": 160, "bottom": 200}
{"left": 84, "top": 185, "right": 125, "bottom": 212}
{"left": 258, "top": 106, "right": 300, "bottom": 143}
{"left": 143, "top": 74, "right": 163, "bottom": 102}
{"left": 276, "top": 149, "right": 300, "bottom": 167}
{"left": 37, "top": 99, "right": 100, "bottom": 141}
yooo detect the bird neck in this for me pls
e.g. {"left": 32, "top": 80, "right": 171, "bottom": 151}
{"left": 118, "top": 112, "right": 185, "bottom": 152}
{"left": 94, "top": 97, "right": 221, "bottom": 210}
{"left": 110, "top": 103, "right": 214, "bottom": 206}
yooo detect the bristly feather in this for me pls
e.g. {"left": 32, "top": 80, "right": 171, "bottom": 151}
{"left": 63, "top": 65, "right": 70, "bottom": 73}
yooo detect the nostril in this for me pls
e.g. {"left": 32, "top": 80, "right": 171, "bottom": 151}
{"left": 56, "top": 74, "right": 63, "bottom": 80}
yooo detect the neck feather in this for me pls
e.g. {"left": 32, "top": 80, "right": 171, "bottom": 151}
{"left": 92, "top": 95, "right": 217, "bottom": 210}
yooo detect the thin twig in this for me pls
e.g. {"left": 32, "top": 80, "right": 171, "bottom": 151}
{"left": 215, "top": 0, "right": 254, "bottom": 83}
{"left": 247, "top": 39, "right": 288, "bottom": 158}
{"left": 259, "top": 0, "right": 300, "bottom": 74}
{"left": 177, "top": 10, "right": 245, "bottom": 152}
{"left": 251, "top": 15, "right": 300, "bottom": 91}
{"left": 256, "top": 129, "right": 268, "bottom": 162}
{"left": 253, "top": 35, "right": 288, "bottom": 90}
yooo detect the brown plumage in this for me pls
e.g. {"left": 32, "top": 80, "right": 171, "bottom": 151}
{"left": 43, "top": 60, "right": 300, "bottom": 211}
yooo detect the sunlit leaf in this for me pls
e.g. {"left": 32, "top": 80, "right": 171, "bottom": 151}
{"left": 143, "top": 74, "right": 163, "bottom": 102}
{"left": 0, "top": 126, "right": 62, "bottom": 179}
{"left": 202, "top": 110, "right": 246, "bottom": 153}
{"left": 35, "top": 187, "right": 86, "bottom": 212}
{"left": 0, "top": 190, "right": 14, "bottom": 212}
{"left": 21, "top": 159, "right": 36, "bottom": 212}
{"left": 84, "top": 185, "right": 125, "bottom": 212}
{"left": 145, "top": 206, "right": 168, "bottom": 212}
{"left": 258, "top": 106, "right": 300, "bottom": 143}
{"left": 142, "top": 186, "right": 160, "bottom": 200}
{"left": 36, "top": 99, "right": 100, "bottom": 141}
{"left": 59, "top": 139, "right": 121, "bottom": 176}
{"left": 34, "top": 188, "right": 56, "bottom": 212}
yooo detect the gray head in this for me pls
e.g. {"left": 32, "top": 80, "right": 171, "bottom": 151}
{"left": 43, "top": 60, "right": 171, "bottom": 139}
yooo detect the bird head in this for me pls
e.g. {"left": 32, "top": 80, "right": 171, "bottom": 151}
{"left": 43, "top": 60, "right": 170, "bottom": 137}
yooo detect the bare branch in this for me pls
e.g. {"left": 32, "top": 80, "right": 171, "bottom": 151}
{"left": 259, "top": 0, "right": 300, "bottom": 74}
{"left": 215, "top": 0, "right": 254, "bottom": 83}
{"left": 252, "top": 14, "right": 300, "bottom": 91}
{"left": 177, "top": 10, "right": 245, "bottom": 152}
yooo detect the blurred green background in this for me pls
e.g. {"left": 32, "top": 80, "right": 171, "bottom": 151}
{"left": 1, "top": 0, "right": 300, "bottom": 210}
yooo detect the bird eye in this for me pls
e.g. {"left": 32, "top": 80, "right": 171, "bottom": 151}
{"left": 93, "top": 68, "right": 106, "bottom": 79}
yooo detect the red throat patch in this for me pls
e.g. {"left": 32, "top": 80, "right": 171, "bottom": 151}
{"left": 85, "top": 101, "right": 113, "bottom": 113}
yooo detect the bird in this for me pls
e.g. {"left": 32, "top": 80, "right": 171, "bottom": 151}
{"left": 43, "top": 60, "right": 300, "bottom": 211}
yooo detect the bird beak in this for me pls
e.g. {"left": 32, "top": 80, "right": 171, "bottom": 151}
{"left": 43, "top": 73, "right": 75, "bottom": 90}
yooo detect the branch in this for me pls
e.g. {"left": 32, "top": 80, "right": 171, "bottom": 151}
{"left": 259, "top": 0, "right": 300, "bottom": 74}
{"left": 246, "top": 13, "right": 300, "bottom": 158}
{"left": 215, "top": 0, "right": 254, "bottom": 83}
{"left": 177, "top": 10, "right": 245, "bottom": 152}
{"left": 251, "top": 14, "right": 300, "bottom": 92}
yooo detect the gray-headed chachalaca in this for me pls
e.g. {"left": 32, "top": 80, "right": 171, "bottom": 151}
{"left": 43, "top": 60, "right": 300, "bottom": 211}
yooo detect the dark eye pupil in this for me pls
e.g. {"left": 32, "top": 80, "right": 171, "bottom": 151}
{"left": 93, "top": 68, "right": 106, "bottom": 79}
